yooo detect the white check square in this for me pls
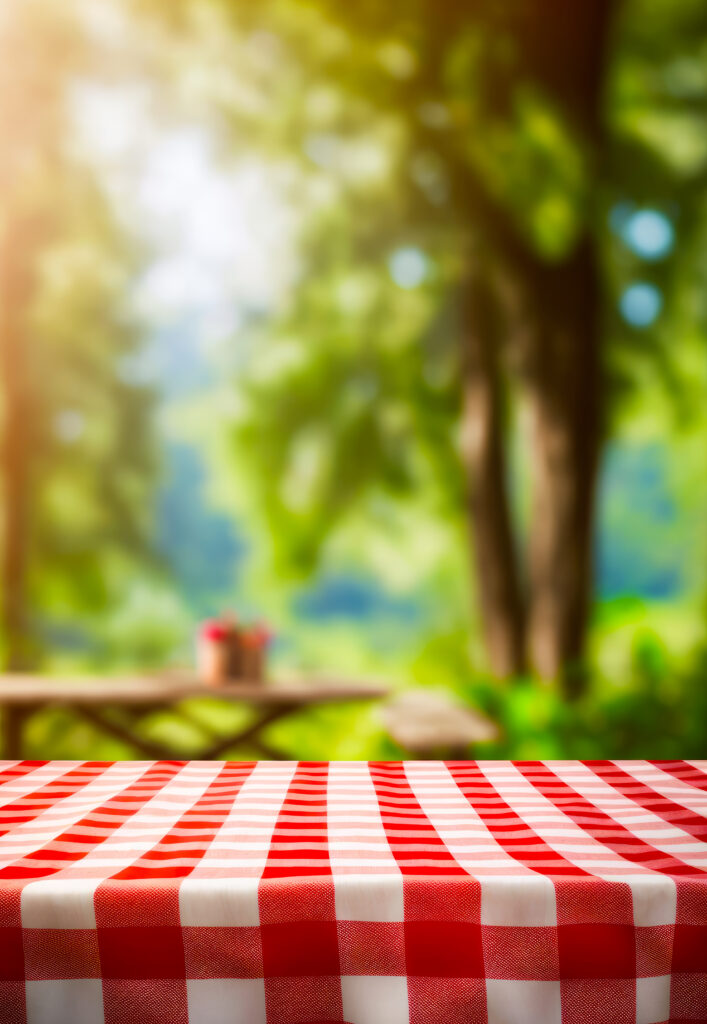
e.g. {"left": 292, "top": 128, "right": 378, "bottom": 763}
{"left": 630, "top": 877, "right": 677, "bottom": 927}
{"left": 26, "top": 980, "right": 103, "bottom": 1024}
{"left": 486, "top": 979, "right": 561, "bottom": 1024}
{"left": 186, "top": 979, "right": 267, "bottom": 1024}
{"left": 637, "top": 975, "right": 671, "bottom": 1024}
{"left": 179, "top": 876, "right": 260, "bottom": 927}
{"left": 341, "top": 975, "right": 409, "bottom": 1024}
{"left": 22, "top": 879, "right": 98, "bottom": 929}
{"left": 335, "top": 874, "right": 404, "bottom": 922}
{"left": 481, "top": 875, "right": 557, "bottom": 926}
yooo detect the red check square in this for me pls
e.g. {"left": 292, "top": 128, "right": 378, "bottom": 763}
{"left": 259, "top": 878, "right": 336, "bottom": 925}
{"left": 265, "top": 974, "right": 343, "bottom": 1022}
{"left": 261, "top": 920, "right": 340, "bottom": 977}
{"left": 636, "top": 924, "right": 673, "bottom": 978}
{"left": 96, "top": 880, "right": 181, "bottom": 927}
{"left": 102, "top": 978, "right": 189, "bottom": 1024}
{"left": 338, "top": 920, "right": 405, "bottom": 975}
{"left": 0, "top": 980, "right": 26, "bottom": 1023}
{"left": 483, "top": 925, "right": 559, "bottom": 980}
{"left": 556, "top": 878, "right": 633, "bottom": 926}
{"left": 24, "top": 928, "right": 100, "bottom": 980}
{"left": 98, "top": 925, "right": 186, "bottom": 979}
{"left": 561, "top": 977, "right": 635, "bottom": 1024}
{"left": 558, "top": 923, "right": 635, "bottom": 979}
{"left": 0, "top": 889, "right": 21, "bottom": 928}
{"left": 669, "top": 971, "right": 707, "bottom": 1020}
{"left": 405, "top": 920, "right": 484, "bottom": 977}
{"left": 408, "top": 976, "right": 487, "bottom": 1024}
{"left": 405, "top": 877, "right": 481, "bottom": 922}
{"left": 0, "top": 927, "right": 24, "bottom": 981}
{"left": 183, "top": 925, "right": 263, "bottom": 979}
{"left": 676, "top": 878, "right": 707, "bottom": 926}
{"left": 672, "top": 924, "right": 707, "bottom": 973}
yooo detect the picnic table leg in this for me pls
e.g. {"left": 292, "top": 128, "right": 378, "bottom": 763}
{"left": 71, "top": 703, "right": 183, "bottom": 761}
{"left": 2, "top": 706, "right": 26, "bottom": 759}
{"left": 197, "top": 703, "right": 298, "bottom": 760}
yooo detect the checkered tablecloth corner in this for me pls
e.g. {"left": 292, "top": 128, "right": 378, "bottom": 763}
{"left": 0, "top": 759, "right": 704, "bottom": 1024}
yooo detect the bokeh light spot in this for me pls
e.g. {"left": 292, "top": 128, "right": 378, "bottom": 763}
{"left": 388, "top": 246, "right": 428, "bottom": 289}
{"left": 620, "top": 282, "right": 663, "bottom": 327}
{"left": 623, "top": 209, "right": 674, "bottom": 260}
{"left": 54, "top": 409, "right": 85, "bottom": 444}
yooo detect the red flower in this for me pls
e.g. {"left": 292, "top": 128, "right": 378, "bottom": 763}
{"left": 200, "top": 620, "right": 232, "bottom": 643}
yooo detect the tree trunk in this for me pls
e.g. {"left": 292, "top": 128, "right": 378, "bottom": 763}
{"left": 525, "top": 241, "right": 602, "bottom": 693}
{"left": 460, "top": 269, "right": 525, "bottom": 677}
{"left": 0, "top": 219, "right": 35, "bottom": 671}
{"left": 519, "top": 0, "right": 611, "bottom": 695}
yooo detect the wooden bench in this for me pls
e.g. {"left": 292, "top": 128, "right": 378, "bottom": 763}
{"left": 383, "top": 689, "right": 499, "bottom": 759}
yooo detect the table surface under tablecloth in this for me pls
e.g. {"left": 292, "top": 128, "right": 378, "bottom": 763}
{"left": 0, "top": 759, "right": 705, "bottom": 1024}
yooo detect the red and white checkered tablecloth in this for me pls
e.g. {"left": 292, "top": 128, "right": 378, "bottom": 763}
{"left": 0, "top": 760, "right": 705, "bottom": 1024}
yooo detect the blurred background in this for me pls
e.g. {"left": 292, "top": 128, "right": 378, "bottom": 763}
{"left": 0, "top": 0, "right": 705, "bottom": 761}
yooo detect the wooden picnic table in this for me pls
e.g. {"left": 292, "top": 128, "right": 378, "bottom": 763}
{"left": 0, "top": 672, "right": 388, "bottom": 760}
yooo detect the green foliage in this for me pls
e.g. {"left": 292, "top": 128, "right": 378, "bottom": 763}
{"left": 30, "top": 184, "right": 158, "bottom": 616}
{"left": 212, "top": 0, "right": 707, "bottom": 593}
{"left": 0, "top": 0, "right": 704, "bottom": 759}
{"left": 0, "top": 0, "right": 160, "bottom": 663}
{"left": 16, "top": 616, "right": 707, "bottom": 760}
{"left": 390, "top": 602, "right": 707, "bottom": 760}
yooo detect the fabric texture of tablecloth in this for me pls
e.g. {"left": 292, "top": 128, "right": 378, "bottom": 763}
{"left": 0, "top": 759, "right": 705, "bottom": 1024}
